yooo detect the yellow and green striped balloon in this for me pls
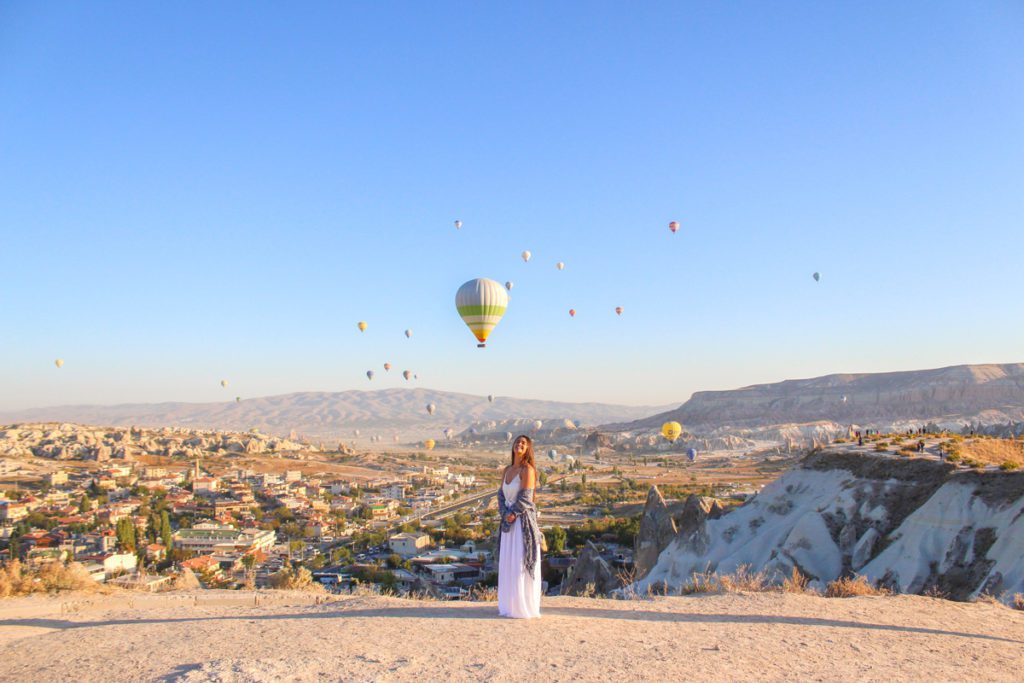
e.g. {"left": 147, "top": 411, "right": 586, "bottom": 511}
{"left": 456, "top": 278, "right": 509, "bottom": 348}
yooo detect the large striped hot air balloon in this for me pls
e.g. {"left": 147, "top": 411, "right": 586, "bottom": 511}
{"left": 455, "top": 278, "right": 509, "bottom": 348}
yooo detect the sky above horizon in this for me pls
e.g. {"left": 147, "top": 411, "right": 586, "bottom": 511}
{"left": 2, "top": 2, "right": 1023, "bottom": 411}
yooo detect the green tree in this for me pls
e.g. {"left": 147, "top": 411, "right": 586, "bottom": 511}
{"left": 546, "top": 525, "right": 567, "bottom": 553}
{"left": 160, "top": 510, "right": 173, "bottom": 550}
{"left": 115, "top": 518, "right": 136, "bottom": 552}
{"left": 78, "top": 494, "right": 92, "bottom": 514}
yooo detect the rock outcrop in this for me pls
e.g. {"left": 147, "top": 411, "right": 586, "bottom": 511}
{"left": 634, "top": 486, "right": 677, "bottom": 579}
{"left": 561, "top": 541, "right": 622, "bottom": 596}
{"left": 633, "top": 450, "right": 1024, "bottom": 604}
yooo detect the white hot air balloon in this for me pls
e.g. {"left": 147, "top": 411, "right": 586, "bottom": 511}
{"left": 394, "top": 435, "right": 400, "bottom": 442}
{"left": 405, "top": 329, "right": 413, "bottom": 339}
{"left": 505, "top": 431, "right": 513, "bottom": 442}
{"left": 426, "top": 403, "right": 436, "bottom": 415}
{"left": 505, "top": 281, "right": 513, "bottom": 291}
{"left": 444, "top": 427, "right": 454, "bottom": 440}
{"left": 521, "top": 250, "right": 531, "bottom": 263}
{"left": 403, "top": 370, "right": 412, "bottom": 381}
{"left": 533, "top": 420, "right": 543, "bottom": 432}
{"left": 220, "top": 380, "right": 228, "bottom": 388}
{"left": 556, "top": 262, "right": 564, "bottom": 271}
{"left": 488, "top": 394, "right": 495, "bottom": 403}
{"left": 353, "top": 429, "right": 361, "bottom": 437}
{"left": 54, "top": 359, "right": 64, "bottom": 369}
{"left": 454, "top": 219, "right": 462, "bottom": 229}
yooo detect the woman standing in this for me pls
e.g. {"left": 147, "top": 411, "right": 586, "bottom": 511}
{"left": 496, "top": 434, "right": 542, "bottom": 618}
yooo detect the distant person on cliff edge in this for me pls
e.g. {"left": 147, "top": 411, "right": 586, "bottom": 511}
{"left": 495, "top": 434, "right": 542, "bottom": 618}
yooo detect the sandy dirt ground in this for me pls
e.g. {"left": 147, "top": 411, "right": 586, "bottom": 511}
{"left": 1, "top": 590, "right": 1022, "bottom": 682}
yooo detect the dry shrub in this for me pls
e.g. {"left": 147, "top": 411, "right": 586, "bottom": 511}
{"left": 718, "top": 565, "right": 769, "bottom": 593}
{"left": 1013, "top": 594, "right": 1024, "bottom": 611}
{"left": 678, "top": 572, "right": 719, "bottom": 595}
{"left": 781, "top": 566, "right": 813, "bottom": 594}
{"left": 268, "top": 565, "right": 325, "bottom": 593}
{"left": 824, "top": 575, "right": 888, "bottom": 598}
{"left": 467, "top": 585, "right": 497, "bottom": 602}
{"left": 0, "top": 560, "right": 98, "bottom": 598}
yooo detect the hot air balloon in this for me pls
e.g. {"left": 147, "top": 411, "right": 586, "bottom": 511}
{"left": 455, "top": 278, "right": 509, "bottom": 348}
{"left": 521, "top": 251, "right": 531, "bottom": 263}
{"left": 358, "top": 321, "right": 368, "bottom": 332}
{"left": 353, "top": 429, "right": 361, "bottom": 437}
{"left": 414, "top": 374, "right": 419, "bottom": 380}
{"left": 236, "top": 396, "right": 241, "bottom": 403}
{"left": 54, "top": 359, "right": 64, "bottom": 368}
{"left": 533, "top": 420, "right": 543, "bottom": 432}
{"left": 568, "top": 309, "right": 576, "bottom": 317}
{"left": 556, "top": 262, "right": 565, "bottom": 271}
{"left": 505, "top": 281, "right": 513, "bottom": 291}
{"left": 425, "top": 439, "right": 436, "bottom": 451}
{"left": 669, "top": 221, "right": 680, "bottom": 233}
{"left": 366, "top": 370, "right": 375, "bottom": 380}
{"left": 383, "top": 363, "right": 391, "bottom": 372}
{"left": 548, "top": 449, "right": 557, "bottom": 460}
{"left": 405, "top": 329, "right": 412, "bottom": 338}
{"left": 403, "top": 370, "right": 412, "bottom": 381}
{"left": 615, "top": 307, "right": 623, "bottom": 316}
{"left": 505, "top": 431, "right": 513, "bottom": 442}
{"left": 444, "top": 428, "right": 454, "bottom": 439}
{"left": 813, "top": 272, "right": 821, "bottom": 282}
{"left": 687, "top": 448, "right": 697, "bottom": 462}
{"left": 454, "top": 220, "right": 462, "bottom": 229}
{"left": 841, "top": 395, "right": 848, "bottom": 404}
{"left": 426, "top": 403, "right": 436, "bottom": 415}
{"left": 661, "top": 421, "right": 683, "bottom": 442}
{"left": 220, "top": 380, "right": 228, "bottom": 388}
{"left": 487, "top": 394, "right": 495, "bottom": 403}
{"left": 394, "top": 435, "right": 400, "bottom": 442}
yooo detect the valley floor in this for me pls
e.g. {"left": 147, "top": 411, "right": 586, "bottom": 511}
{"left": 1, "top": 590, "right": 1022, "bottom": 682}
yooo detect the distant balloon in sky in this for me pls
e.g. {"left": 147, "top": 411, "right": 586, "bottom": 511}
{"left": 556, "top": 262, "right": 565, "bottom": 271}
{"left": 505, "top": 281, "right": 513, "bottom": 291}
{"left": 54, "top": 359, "right": 64, "bottom": 369}
{"left": 615, "top": 307, "right": 623, "bottom": 316}
{"left": 405, "top": 329, "right": 413, "bottom": 338}
{"left": 505, "top": 431, "right": 513, "bottom": 442}
{"left": 813, "top": 272, "right": 821, "bottom": 282}
{"left": 569, "top": 309, "right": 576, "bottom": 317}
{"left": 669, "top": 221, "right": 680, "bottom": 233}
{"left": 236, "top": 396, "right": 241, "bottom": 403}
{"left": 383, "top": 363, "right": 391, "bottom": 372}
{"left": 426, "top": 403, "right": 436, "bottom": 415}
{"left": 521, "top": 251, "right": 531, "bottom": 263}
{"left": 548, "top": 449, "right": 558, "bottom": 460}
{"left": 393, "top": 435, "right": 400, "bottom": 442}
{"left": 533, "top": 420, "right": 543, "bottom": 431}
{"left": 414, "top": 374, "right": 419, "bottom": 380}
{"left": 455, "top": 278, "right": 509, "bottom": 348}
{"left": 661, "top": 421, "right": 683, "bottom": 442}
{"left": 366, "top": 370, "right": 375, "bottom": 380}
{"left": 353, "top": 429, "right": 361, "bottom": 437}
{"left": 425, "top": 439, "right": 436, "bottom": 451}
{"left": 488, "top": 394, "right": 495, "bottom": 403}
{"left": 454, "top": 220, "right": 462, "bottom": 229}
{"left": 220, "top": 380, "right": 228, "bottom": 388}
{"left": 687, "top": 448, "right": 697, "bottom": 462}
{"left": 403, "top": 370, "right": 412, "bottom": 381}
{"left": 842, "top": 395, "right": 848, "bottom": 404}
{"left": 443, "top": 428, "right": 454, "bottom": 439}
{"left": 358, "top": 321, "right": 368, "bottom": 332}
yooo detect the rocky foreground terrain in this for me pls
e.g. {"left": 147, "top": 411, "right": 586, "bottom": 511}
{"left": 633, "top": 448, "right": 1024, "bottom": 603}
{"left": 0, "top": 590, "right": 1021, "bottom": 682}
{"left": 0, "top": 423, "right": 323, "bottom": 462}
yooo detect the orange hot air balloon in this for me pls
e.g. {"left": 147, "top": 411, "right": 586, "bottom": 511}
{"left": 615, "top": 306, "right": 623, "bottom": 315}
{"left": 383, "top": 363, "right": 391, "bottom": 372}
{"left": 569, "top": 309, "right": 576, "bottom": 317}
{"left": 669, "top": 221, "right": 680, "bottom": 233}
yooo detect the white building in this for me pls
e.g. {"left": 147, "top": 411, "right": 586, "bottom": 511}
{"left": 389, "top": 532, "right": 431, "bottom": 557}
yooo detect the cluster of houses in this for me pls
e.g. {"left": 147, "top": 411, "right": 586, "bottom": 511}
{"left": 0, "top": 456, "right": 483, "bottom": 592}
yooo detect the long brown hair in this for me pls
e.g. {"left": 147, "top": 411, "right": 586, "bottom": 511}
{"left": 510, "top": 434, "right": 535, "bottom": 469}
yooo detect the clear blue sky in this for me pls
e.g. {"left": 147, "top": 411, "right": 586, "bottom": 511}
{"left": 2, "top": 2, "right": 1023, "bottom": 411}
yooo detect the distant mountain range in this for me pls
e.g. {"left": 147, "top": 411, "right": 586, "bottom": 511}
{"left": 0, "top": 389, "right": 674, "bottom": 442}
{"left": 617, "top": 363, "right": 1024, "bottom": 432}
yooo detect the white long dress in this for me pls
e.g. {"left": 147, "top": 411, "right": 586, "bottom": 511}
{"left": 497, "top": 475, "right": 542, "bottom": 619}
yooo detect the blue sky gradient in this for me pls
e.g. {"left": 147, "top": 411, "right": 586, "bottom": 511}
{"left": 2, "top": 2, "right": 1022, "bottom": 409}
